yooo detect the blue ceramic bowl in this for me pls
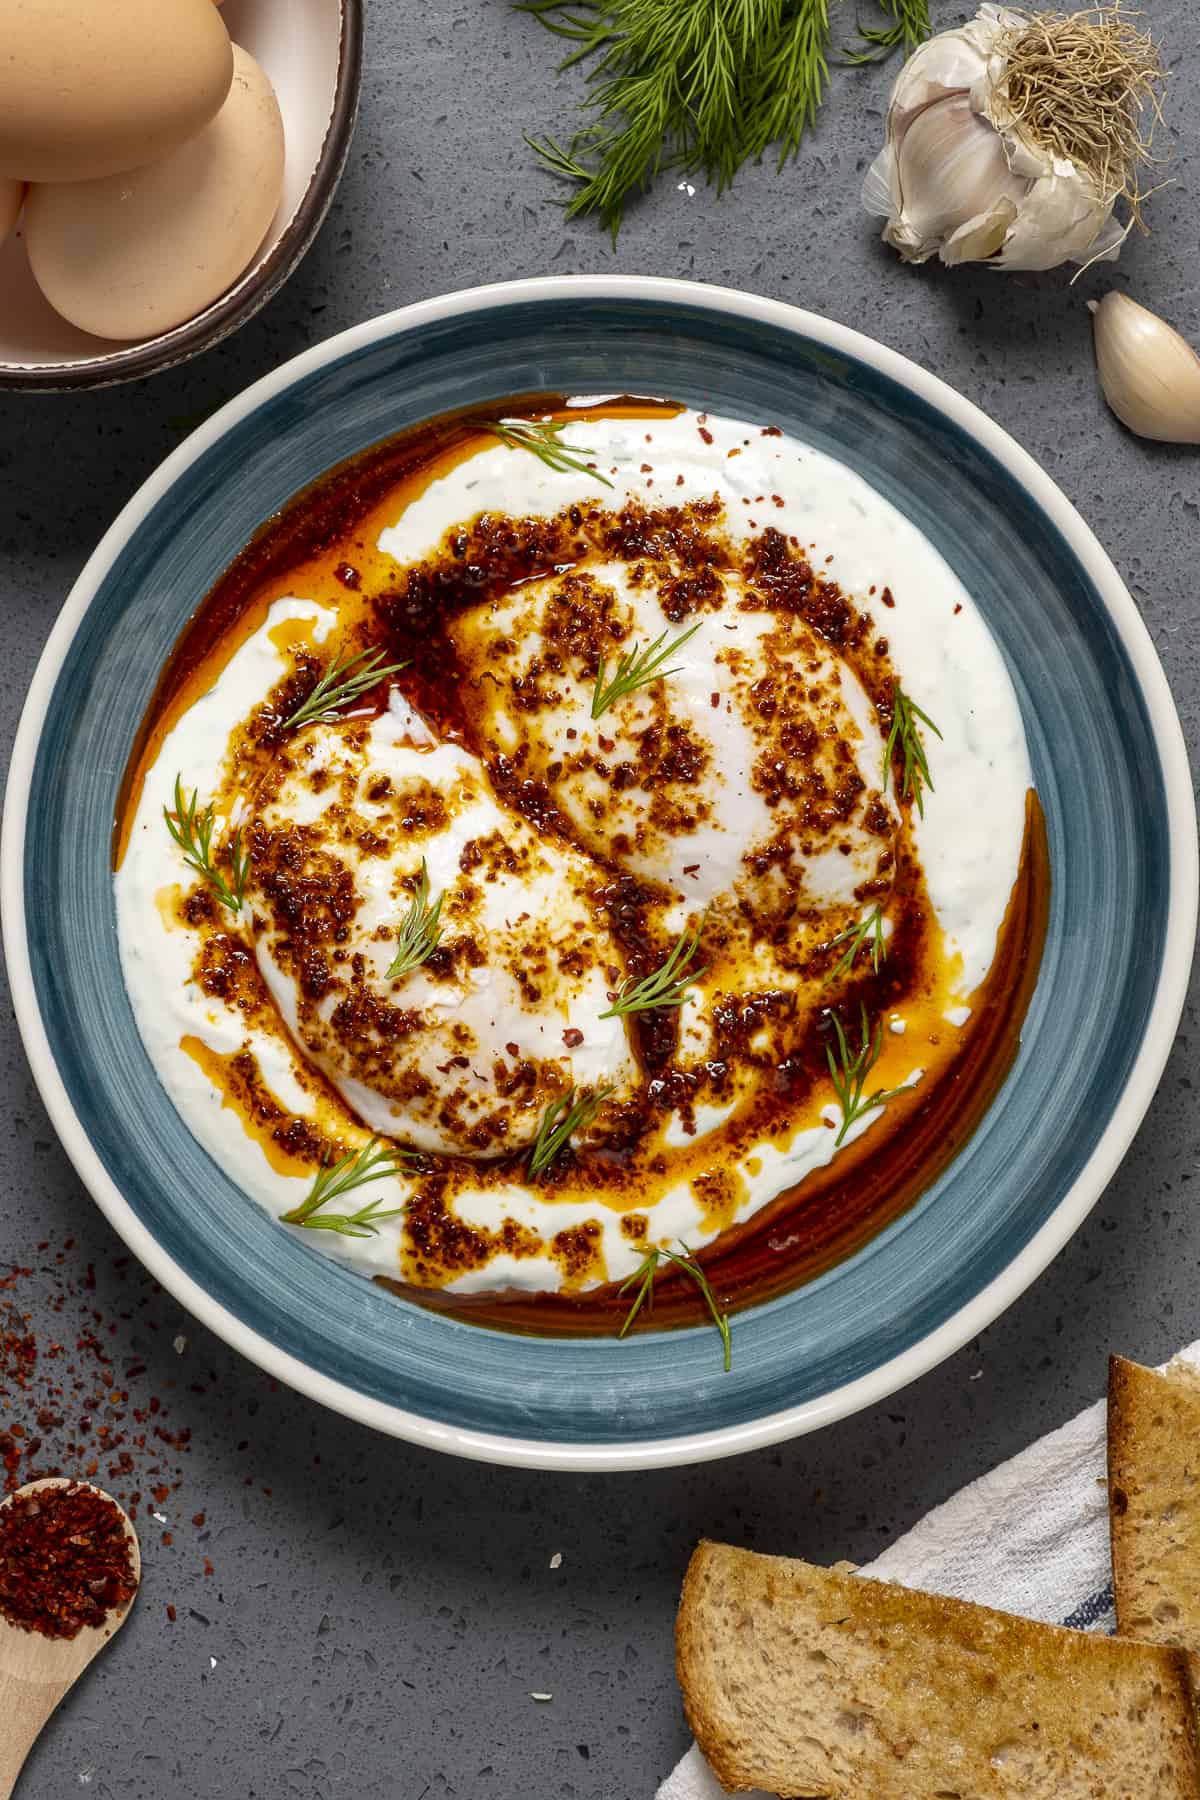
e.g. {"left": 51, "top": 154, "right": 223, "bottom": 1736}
{"left": 3, "top": 277, "right": 1195, "bottom": 1469}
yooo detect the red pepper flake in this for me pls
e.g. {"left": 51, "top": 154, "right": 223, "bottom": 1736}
{"left": 710, "top": 692, "right": 720, "bottom": 709}
{"left": 640, "top": 463, "right": 653, "bottom": 473}
{"left": 880, "top": 586, "right": 896, "bottom": 609}
{"left": 683, "top": 863, "right": 700, "bottom": 877}
{"left": 192, "top": 1512, "right": 206, "bottom": 1528}
{"left": 761, "top": 425, "right": 782, "bottom": 437}
{"left": 954, "top": 602, "right": 963, "bottom": 615}
{"left": 333, "top": 561, "right": 361, "bottom": 590}
{"left": 166, "top": 1603, "right": 177, "bottom": 1622}
{"left": 505, "top": 1042, "right": 519, "bottom": 1058}
{"left": 563, "top": 1028, "right": 584, "bottom": 1049}
{"left": 161, "top": 1530, "right": 173, "bottom": 1547}
{"left": 0, "top": 1483, "right": 136, "bottom": 1639}
{"left": 203, "top": 1559, "right": 214, "bottom": 1576}
{"left": 676, "top": 475, "right": 685, "bottom": 487}
{"left": 698, "top": 427, "right": 713, "bottom": 446}
{"left": 152, "top": 1484, "right": 170, "bottom": 1505}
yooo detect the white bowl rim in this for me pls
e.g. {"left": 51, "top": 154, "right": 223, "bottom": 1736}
{"left": 3, "top": 273, "right": 1196, "bottom": 1471}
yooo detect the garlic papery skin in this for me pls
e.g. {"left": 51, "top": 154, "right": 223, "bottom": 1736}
{"left": 1090, "top": 293, "right": 1200, "bottom": 445}
{"left": 863, "top": 3, "right": 1127, "bottom": 272}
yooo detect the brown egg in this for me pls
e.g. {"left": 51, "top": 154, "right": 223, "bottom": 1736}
{"left": 24, "top": 47, "right": 285, "bottom": 344}
{"left": 0, "top": 0, "right": 234, "bottom": 183}
{"left": 0, "top": 181, "right": 24, "bottom": 246}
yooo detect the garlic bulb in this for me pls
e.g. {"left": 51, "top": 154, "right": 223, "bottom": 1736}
{"left": 1090, "top": 293, "right": 1200, "bottom": 445}
{"left": 863, "top": 3, "right": 1161, "bottom": 272}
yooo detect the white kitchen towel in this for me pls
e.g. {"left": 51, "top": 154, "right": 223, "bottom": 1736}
{"left": 657, "top": 1341, "right": 1200, "bottom": 1800}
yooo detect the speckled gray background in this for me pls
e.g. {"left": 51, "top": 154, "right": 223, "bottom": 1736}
{"left": 1, "top": 3, "right": 1197, "bottom": 1795}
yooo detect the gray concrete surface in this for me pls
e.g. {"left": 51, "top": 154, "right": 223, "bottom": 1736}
{"left": 1, "top": 2, "right": 1197, "bottom": 1795}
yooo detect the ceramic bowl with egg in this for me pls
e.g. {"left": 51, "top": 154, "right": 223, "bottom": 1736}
{"left": 3, "top": 276, "right": 1195, "bottom": 1469}
{"left": 0, "top": 0, "right": 362, "bottom": 391}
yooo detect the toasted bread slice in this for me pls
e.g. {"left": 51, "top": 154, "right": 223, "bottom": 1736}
{"left": 676, "top": 1539, "right": 1200, "bottom": 1798}
{"left": 1109, "top": 1353, "right": 1200, "bottom": 1649}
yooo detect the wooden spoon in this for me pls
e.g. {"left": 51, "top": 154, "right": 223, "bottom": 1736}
{"left": 0, "top": 1480, "right": 140, "bottom": 1799}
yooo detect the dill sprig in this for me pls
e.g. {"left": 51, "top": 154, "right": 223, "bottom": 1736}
{"left": 845, "top": 0, "right": 931, "bottom": 63}
{"left": 387, "top": 860, "right": 445, "bottom": 981}
{"left": 601, "top": 916, "right": 707, "bottom": 1017}
{"left": 485, "top": 417, "right": 614, "bottom": 488}
{"left": 520, "top": 0, "right": 927, "bottom": 235}
{"left": 163, "top": 774, "right": 249, "bottom": 915}
{"left": 617, "top": 1241, "right": 732, "bottom": 1370}
{"left": 741, "top": 0, "right": 830, "bottom": 168}
{"left": 282, "top": 646, "right": 409, "bottom": 734}
{"left": 281, "top": 1136, "right": 411, "bottom": 1239}
{"left": 591, "top": 620, "right": 702, "bottom": 718}
{"left": 882, "top": 681, "right": 942, "bottom": 817}
{"left": 825, "top": 1003, "right": 911, "bottom": 1148}
{"left": 822, "top": 903, "right": 886, "bottom": 986}
{"left": 528, "top": 1085, "right": 614, "bottom": 1178}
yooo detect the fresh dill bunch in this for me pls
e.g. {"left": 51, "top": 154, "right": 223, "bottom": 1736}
{"left": 519, "top": 0, "right": 929, "bottom": 235}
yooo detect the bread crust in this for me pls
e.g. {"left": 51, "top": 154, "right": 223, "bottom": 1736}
{"left": 1109, "top": 1354, "right": 1200, "bottom": 1653}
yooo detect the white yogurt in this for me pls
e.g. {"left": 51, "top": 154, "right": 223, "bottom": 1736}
{"left": 116, "top": 409, "right": 1033, "bottom": 1294}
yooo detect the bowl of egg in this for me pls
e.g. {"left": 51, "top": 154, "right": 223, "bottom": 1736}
{"left": 3, "top": 275, "right": 1196, "bottom": 1468}
{"left": 0, "top": 0, "right": 362, "bottom": 390}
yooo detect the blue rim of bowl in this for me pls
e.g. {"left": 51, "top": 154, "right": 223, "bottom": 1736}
{"left": 3, "top": 275, "right": 1196, "bottom": 1470}
{"left": 0, "top": 0, "right": 364, "bottom": 393}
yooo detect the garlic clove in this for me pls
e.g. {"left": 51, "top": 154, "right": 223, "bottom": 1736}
{"left": 896, "top": 95, "right": 1028, "bottom": 253}
{"left": 941, "top": 194, "right": 1020, "bottom": 265}
{"left": 1090, "top": 292, "right": 1200, "bottom": 445}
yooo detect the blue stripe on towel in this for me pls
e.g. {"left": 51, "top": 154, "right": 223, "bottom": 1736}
{"left": 1061, "top": 1585, "right": 1117, "bottom": 1634}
